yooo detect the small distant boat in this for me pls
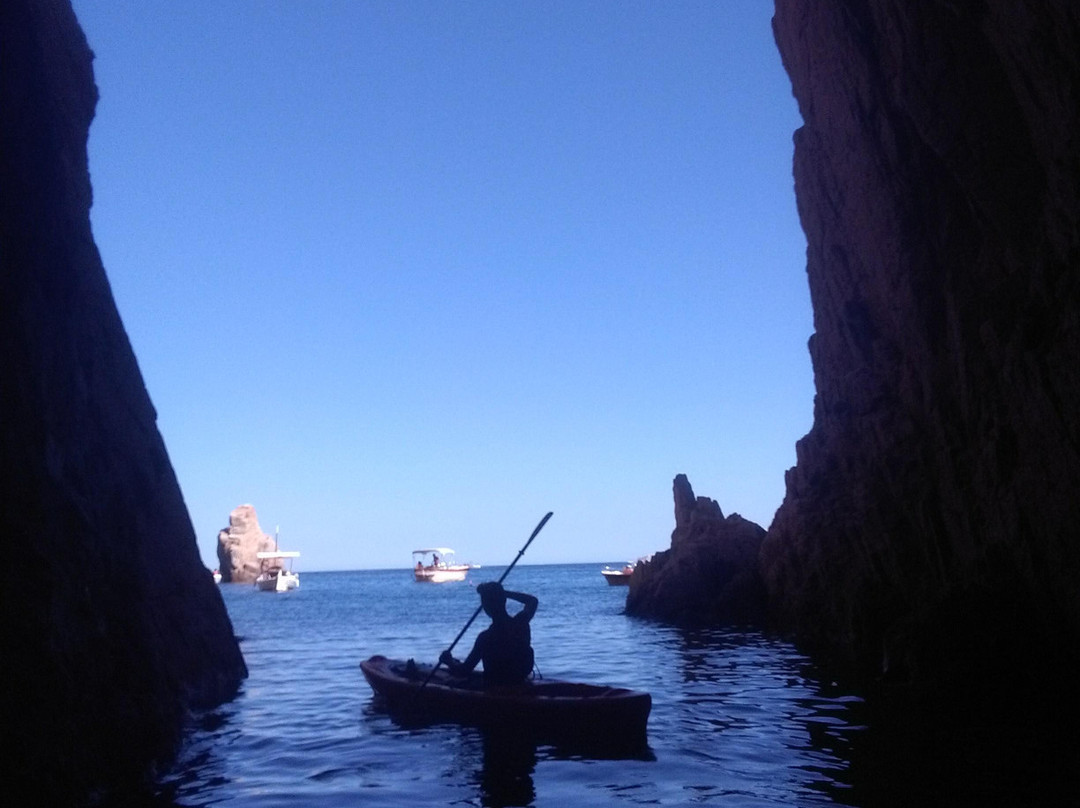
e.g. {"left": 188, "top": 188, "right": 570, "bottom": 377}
{"left": 256, "top": 552, "right": 300, "bottom": 591}
{"left": 256, "top": 527, "right": 300, "bottom": 592}
{"left": 360, "top": 655, "right": 651, "bottom": 747}
{"left": 412, "top": 548, "right": 471, "bottom": 583}
{"left": 601, "top": 562, "right": 636, "bottom": 586}
{"left": 212, "top": 569, "right": 222, "bottom": 584}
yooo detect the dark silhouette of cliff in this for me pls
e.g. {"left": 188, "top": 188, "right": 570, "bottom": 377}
{"left": 626, "top": 475, "right": 767, "bottom": 625}
{"left": 0, "top": 1, "right": 247, "bottom": 801}
{"left": 628, "top": 3, "right": 1080, "bottom": 722}
{"left": 761, "top": 0, "right": 1080, "bottom": 704}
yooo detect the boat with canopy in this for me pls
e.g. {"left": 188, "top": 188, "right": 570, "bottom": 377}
{"left": 412, "top": 547, "right": 471, "bottom": 582}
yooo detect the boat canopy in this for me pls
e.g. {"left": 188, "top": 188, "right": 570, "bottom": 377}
{"left": 412, "top": 547, "right": 455, "bottom": 556}
{"left": 257, "top": 551, "right": 301, "bottom": 559}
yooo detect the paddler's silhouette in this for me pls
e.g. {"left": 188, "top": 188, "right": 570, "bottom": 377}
{"left": 440, "top": 581, "right": 537, "bottom": 686}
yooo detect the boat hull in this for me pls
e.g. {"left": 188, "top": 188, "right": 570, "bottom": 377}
{"left": 414, "top": 566, "right": 469, "bottom": 583}
{"left": 360, "top": 655, "right": 650, "bottom": 747}
{"left": 255, "top": 571, "right": 299, "bottom": 591}
{"left": 601, "top": 570, "right": 632, "bottom": 586}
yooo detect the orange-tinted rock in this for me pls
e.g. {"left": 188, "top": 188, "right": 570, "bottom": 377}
{"left": 216, "top": 504, "right": 277, "bottom": 583}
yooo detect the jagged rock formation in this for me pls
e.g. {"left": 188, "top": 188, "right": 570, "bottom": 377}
{"left": 761, "top": 0, "right": 1080, "bottom": 702}
{"left": 626, "top": 475, "right": 766, "bottom": 625}
{"left": 0, "top": 1, "right": 247, "bottom": 801}
{"left": 217, "top": 504, "right": 276, "bottom": 583}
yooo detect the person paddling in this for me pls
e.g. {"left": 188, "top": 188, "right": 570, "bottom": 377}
{"left": 439, "top": 581, "right": 537, "bottom": 686}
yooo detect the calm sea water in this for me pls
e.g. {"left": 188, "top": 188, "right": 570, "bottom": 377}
{"left": 154, "top": 564, "right": 1067, "bottom": 806}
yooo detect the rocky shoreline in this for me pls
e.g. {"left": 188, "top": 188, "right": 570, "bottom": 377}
{"left": 629, "top": 0, "right": 1080, "bottom": 718}
{"left": 626, "top": 475, "right": 766, "bottom": 626}
{"left": 5, "top": 0, "right": 1080, "bottom": 801}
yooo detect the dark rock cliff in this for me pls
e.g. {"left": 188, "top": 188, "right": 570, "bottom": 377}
{"left": 762, "top": 0, "right": 1080, "bottom": 703}
{"left": 0, "top": 0, "right": 247, "bottom": 801}
{"left": 626, "top": 475, "right": 767, "bottom": 625}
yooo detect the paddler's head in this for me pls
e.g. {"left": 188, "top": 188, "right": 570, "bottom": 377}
{"left": 477, "top": 581, "right": 507, "bottom": 617}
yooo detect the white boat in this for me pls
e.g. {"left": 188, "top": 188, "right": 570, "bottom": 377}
{"left": 412, "top": 547, "right": 471, "bottom": 583}
{"left": 255, "top": 550, "right": 300, "bottom": 592}
{"left": 601, "top": 563, "right": 635, "bottom": 586}
{"left": 212, "top": 569, "right": 222, "bottom": 584}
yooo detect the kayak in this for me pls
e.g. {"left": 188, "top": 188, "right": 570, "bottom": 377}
{"left": 360, "top": 655, "right": 651, "bottom": 747}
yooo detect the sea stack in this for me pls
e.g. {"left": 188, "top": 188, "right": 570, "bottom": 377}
{"left": 0, "top": 0, "right": 247, "bottom": 801}
{"left": 216, "top": 504, "right": 277, "bottom": 583}
{"left": 626, "top": 475, "right": 767, "bottom": 625}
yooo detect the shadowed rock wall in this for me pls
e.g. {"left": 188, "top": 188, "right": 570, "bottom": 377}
{"left": 0, "top": 0, "right": 247, "bottom": 800}
{"left": 762, "top": 0, "right": 1080, "bottom": 699}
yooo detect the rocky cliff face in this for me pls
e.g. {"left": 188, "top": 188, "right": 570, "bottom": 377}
{"left": 762, "top": 0, "right": 1080, "bottom": 701}
{"left": 217, "top": 504, "right": 276, "bottom": 583}
{"left": 626, "top": 475, "right": 767, "bottom": 625}
{"left": 0, "top": 1, "right": 247, "bottom": 800}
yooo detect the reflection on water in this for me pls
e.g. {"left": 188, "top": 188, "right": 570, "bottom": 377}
{"left": 364, "top": 697, "right": 656, "bottom": 808}
{"left": 652, "top": 625, "right": 866, "bottom": 805}
{"left": 149, "top": 567, "right": 1076, "bottom": 806}
{"left": 474, "top": 730, "right": 536, "bottom": 808}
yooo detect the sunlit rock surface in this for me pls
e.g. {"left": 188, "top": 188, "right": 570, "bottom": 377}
{"left": 762, "top": 0, "right": 1080, "bottom": 702}
{"left": 626, "top": 475, "right": 766, "bottom": 625}
{"left": 0, "top": 0, "right": 247, "bottom": 800}
{"left": 217, "top": 504, "right": 276, "bottom": 583}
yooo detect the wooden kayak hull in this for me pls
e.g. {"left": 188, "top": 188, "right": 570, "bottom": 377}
{"left": 360, "top": 655, "right": 650, "bottom": 747}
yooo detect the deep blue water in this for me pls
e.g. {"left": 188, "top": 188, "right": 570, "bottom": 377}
{"left": 154, "top": 564, "right": 1070, "bottom": 806}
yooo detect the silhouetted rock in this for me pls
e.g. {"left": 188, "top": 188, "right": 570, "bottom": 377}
{"left": 762, "top": 0, "right": 1080, "bottom": 703}
{"left": 0, "top": 1, "right": 247, "bottom": 801}
{"left": 217, "top": 504, "right": 276, "bottom": 583}
{"left": 626, "top": 475, "right": 766, "bottom": 625}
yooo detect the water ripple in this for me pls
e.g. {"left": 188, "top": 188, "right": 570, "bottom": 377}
{"left": 159, "top": 567, "right": 879, "bottom": 806}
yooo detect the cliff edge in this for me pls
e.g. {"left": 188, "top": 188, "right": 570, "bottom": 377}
{"left": 762, "top": 0, "right": 1080, "bottom": 702}
{"left": 0, "top": 1, "right": 247, "bottom": 800}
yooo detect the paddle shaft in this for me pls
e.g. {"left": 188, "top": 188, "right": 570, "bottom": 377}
{"left": 422, "top": 511, "right": 552, "bottom": 686}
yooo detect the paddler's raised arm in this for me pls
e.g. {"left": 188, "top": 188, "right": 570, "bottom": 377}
{"left": 504, "top": 590, "right": 538, "bottom": 621}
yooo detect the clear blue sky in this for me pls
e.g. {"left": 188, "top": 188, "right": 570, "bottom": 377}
{"left": 72, "top": 1, "right": 812, "bottom": 572}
